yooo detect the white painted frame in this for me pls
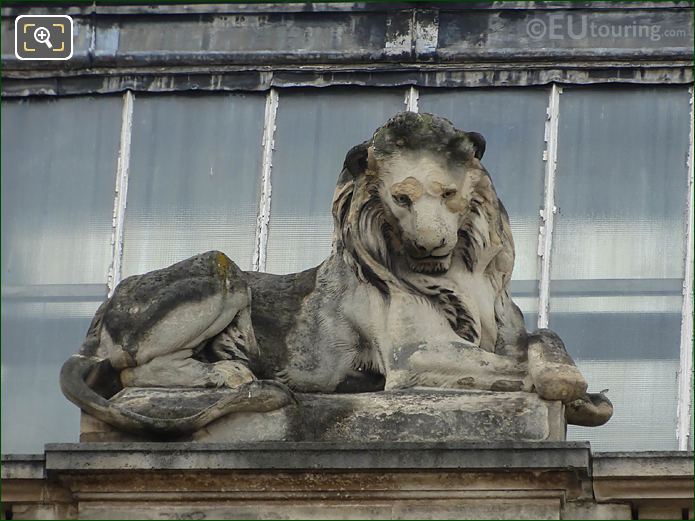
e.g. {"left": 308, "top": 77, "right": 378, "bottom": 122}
{"left": 107, "top": 90, "right": 133, "bottom": 296}
{"left": 676, "top": 86, "right": 694, "bottom": 451}
{"left": 537, "top": 84, "right": 561, "bottom": 329}
{"left": 252, "top": 88, "right": 279, "bottom": 272}
{"left": 404, "top": 86, "right": 419, "bottom": 113}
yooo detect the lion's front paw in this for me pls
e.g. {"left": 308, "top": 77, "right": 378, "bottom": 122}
{"left": 212, "top": 360, "right": 256, "bottom": 388}
{"left": 531, "top": 364, "right": 587, "bottom": 403}
{"left": 528, "top": 339, "right": 587, "bottom": 403}
{"left": 384, "top": 370, "right": 417, "bottom": 390}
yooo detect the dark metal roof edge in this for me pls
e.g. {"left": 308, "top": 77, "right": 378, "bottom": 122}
{"left": 2, "top": 2, "right": 694, "bottom": 17}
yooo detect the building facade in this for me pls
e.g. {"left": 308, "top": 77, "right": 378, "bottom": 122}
{"left": 1, "top": 2, "right": 693, "bottom": 519}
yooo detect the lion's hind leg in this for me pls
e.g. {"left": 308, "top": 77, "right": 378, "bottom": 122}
{"left": 120, "top": 349, "right": 256, "bottom": 389}
{"left": 190, "top": 306, "right": 260, "bottom": 389}
{"left": 102, "top": 251, "right": 259, "bottom": 389}
{"left": 117, "top": 306, "right": 259, "bottom": 389}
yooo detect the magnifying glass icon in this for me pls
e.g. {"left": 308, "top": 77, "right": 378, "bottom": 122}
{"left": 33, "top": 26, "right": 53, "bottom": 49}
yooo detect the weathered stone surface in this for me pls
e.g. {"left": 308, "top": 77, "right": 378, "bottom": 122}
{"left": 44, "top": 441, "right": 592, "bottom": 471}
{"left": 34, "top": 442, "right": 593, "bottom": 519}
{"left": 561, "top": 501, "right": 632, "bottom": 520}
{"left": 77, "top": 499, "right": 563, "bottom": 520}
{"left": 592, "top": 451, "right": 695, "bottom": 511}
{"left": 81, "top": 388, "right": 565, "bottom": 443}
{"left": 204, "top": 389, "right": 566, "bottom": 443}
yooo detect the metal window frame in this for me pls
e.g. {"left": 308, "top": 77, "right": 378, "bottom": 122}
{"left": 676, "top": 86, "right": 694, "bottom": 451}
{"left": 537, "top": 84, "right": 561, "bottom": 330}
{"left": 107, "top": 90, "right": 134, "bottom": 296}
{"left": 404, "top": 86, "right": 419, "bottom": 113}
{"left": 252, "top": 88, "right": 279, "bottom": 272}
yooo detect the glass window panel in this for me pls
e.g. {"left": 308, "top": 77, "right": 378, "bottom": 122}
{"left": 1, "top": 301, "right": 104, "bottom": 453}
{"left": 1, "top": 97, "right": 120, "bottom": 453}
{"left": 121, "top": 93, "right": 265, "bottom": 277}
{"left": 265, "top": 88, "right": 406, "bottom": 275}
{"left": 2, "top": 98, "right": 120, "bottom": 285}
{"left": 551, "top": 88, "right": 689, "bottom": 281}
{"left": 419, "top": 88, "right": 548, "bottom": 325}
{"left": 550, "top": 86, "right": 690, "bottom": 451}
{"left": 568, "top": 359, "right": 680, "bottom": 451}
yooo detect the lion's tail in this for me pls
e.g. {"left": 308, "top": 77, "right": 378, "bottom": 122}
{"left": 60, "top": 354, "right": 166, "bottom": 433}
{"left": 60, "top": 355, "right": 294, "bottom": 435}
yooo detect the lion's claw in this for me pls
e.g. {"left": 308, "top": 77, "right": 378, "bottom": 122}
{"left": 212, "top": 360, "right": 256, "bottom": 388}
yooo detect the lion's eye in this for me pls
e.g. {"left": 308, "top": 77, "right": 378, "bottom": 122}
{"left": 393, "top": 194, "right": 412, "bottom": 207}
{"left": 442, "top": 189, "right": 458, "bottom": 199}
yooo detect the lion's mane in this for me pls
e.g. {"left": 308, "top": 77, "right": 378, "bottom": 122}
{"left": 330, "top": 112, "right": 519, "bottom": 347}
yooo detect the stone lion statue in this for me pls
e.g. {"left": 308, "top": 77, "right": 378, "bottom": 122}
{"left": 61, "top": 112, "right": 612, "bottom": 434}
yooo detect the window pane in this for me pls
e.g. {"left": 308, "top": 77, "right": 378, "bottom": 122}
{"left": 419, "top": 88, "right": 548, "bottom": 328}
{"left": 121, "top": 94, "right": 265, "bottom": 277}
{"left": 571, "top": 359, "right": 680, "bottom": 451}
{"left": 1, "top": 97, "right": 121, "bottom": 453}
{"left": 265, "top": 88, "right": 406, "bottom": 275}
{"left": 550, "top": 87, "right": 690, "bottom": 451}
{"left": 1, "top": 98, "right": 119, "bottom": 285}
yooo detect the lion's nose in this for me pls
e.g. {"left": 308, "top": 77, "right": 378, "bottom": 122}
{"left": 412, "top": 242, "right": 428, "bottom": 255}
{"left": 413, "top": 237, "right": 447, "bottom": 256}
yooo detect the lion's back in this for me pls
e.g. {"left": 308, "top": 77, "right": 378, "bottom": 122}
{"left": 245, "top": 266, "right": 320, "bottom": 379}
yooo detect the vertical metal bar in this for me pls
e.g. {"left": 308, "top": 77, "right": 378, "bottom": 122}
{"left": 537, "top": 84, "right": 561, "bottom": 329}
{"left": 252, "top": 88, "right": 279, "bottom": 272}
{"left": 676, "top": 86, "right": 694, "bottom": 451}
{"left": 404, "top": 86, "right": 419, "bottom": 113}
{"left": 107, "top": 90, "right": 134, "bottom": 296}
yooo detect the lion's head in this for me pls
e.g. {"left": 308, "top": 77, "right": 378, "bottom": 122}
{"left": 332, "top": 112, "right": 513, "bottom": 295}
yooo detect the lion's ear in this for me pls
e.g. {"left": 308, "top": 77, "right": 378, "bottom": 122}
{"left": 467, "top": 132, "right": 486, "bottom": 160}
{"left": 343, "top": 141, "right": 370, "bottom": 178}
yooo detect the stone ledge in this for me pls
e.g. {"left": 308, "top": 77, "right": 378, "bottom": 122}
{"left": 42, "top": 442, "right": 592, "bottom": 519}
{"left": 593, "top": 451, "right": 694, "bottom": 477}
{"left": 44, "top": 441, "right": 590, "bottom": 472}
{"left": 592, "top": 451, "right": 694, "bottom": 509}
{"left": 1, "top": 454, "right": 45, "bottom": 479}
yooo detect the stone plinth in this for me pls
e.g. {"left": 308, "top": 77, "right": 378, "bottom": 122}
{"left": 5, "top": 444, "right": 693, "bottom": 520}
{"left": 80, "top": 388, "right": 566, "bottom": 443}
{"left": 42, "top": 441, "right": 597, "bottom": 520}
